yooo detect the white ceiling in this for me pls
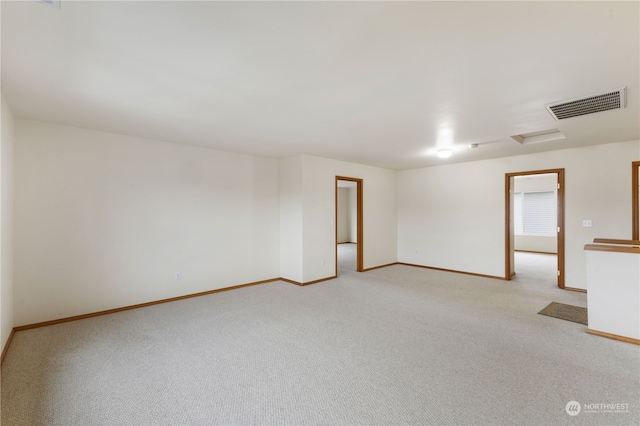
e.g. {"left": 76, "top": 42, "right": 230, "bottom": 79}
{"left": 2, "top": 1, "right": 638, "bottom": 170}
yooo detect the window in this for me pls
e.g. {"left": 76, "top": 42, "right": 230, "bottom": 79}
{"left": 514, "top": 191, "right": 556, "bottom": 236}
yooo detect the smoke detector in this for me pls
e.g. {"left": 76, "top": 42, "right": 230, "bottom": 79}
{"left": 545, "top": 87, "right": 626, "bottom": 120}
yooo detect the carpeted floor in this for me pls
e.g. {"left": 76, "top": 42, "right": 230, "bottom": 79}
{"left": 1, "top": 249, "right": 638, "bottom": 425}
{"left": 337, "top": 242, "right": 357, "bottom": 274}
{"left": 512, "top": 250, "right": 558, "bottom": 288}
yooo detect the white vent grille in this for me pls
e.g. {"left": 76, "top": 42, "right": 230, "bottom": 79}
{"left": 545, "top": 87, "right": 626, "bottom": 120}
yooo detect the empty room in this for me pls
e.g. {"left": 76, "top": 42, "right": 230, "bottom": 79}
{"left": 1, "top": 1, "right": 639, "bottom": 425}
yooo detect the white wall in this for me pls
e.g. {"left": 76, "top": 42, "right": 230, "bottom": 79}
{"left": 279, "top": 155, "right": 304, "bottom": 282}
{"left": 14, "top": 120, "right": 280, "bottom": 326}
{"left": 586, "top": 249, "right": 640, "bottom": 340}
{"left": 349, "top": 187, "right": 358, "bottom": 243}
{"left": 300, "top": 155, "right": 397, "bottom": 281}
{"left": 398, "top": 140, "right": 640, "bottom": 289}
{"left": 513, "top": 174, "right": 557, "bottom": 253}
{"left": 1, "top": 95, "right": 15, "bottom": 353}
{"left": 336, "top": 186, "right": 357, "bottom": 244}
{"left": 337, "top": 188, "right": 350, "bottom": 243}
{"left": 10, "top": 115, "right": 636, "bottom": 326}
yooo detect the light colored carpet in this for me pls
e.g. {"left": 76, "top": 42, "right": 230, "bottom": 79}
{"left": 1, "top": 250, "right": 638, "bottom": 425}
{"left": 337, "top": 243, "right": 357, "bottom": 274}
{"left": 512, "top": 250, "right": 558, "bottom": 289}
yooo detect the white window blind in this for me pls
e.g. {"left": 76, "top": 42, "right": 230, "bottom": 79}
{"left": 514, "top": 192, "right": 524, "bottom": 234}
{"left": 514, "top": 191, "right": 556, "bottom": 236}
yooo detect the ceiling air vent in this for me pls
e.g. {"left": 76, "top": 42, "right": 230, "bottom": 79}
{"left": 545, "top": 87, "right": 626, "bottom": 120}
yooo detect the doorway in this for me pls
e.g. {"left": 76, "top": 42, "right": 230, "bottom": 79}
{"left": 633, "top": 161, "right": 639, "bottom": 240}
{"left": 335, "top": 176, "right": 363, "bottom": 275}
{"left": 505, "top": 169, "right": 565, "bottom": 289}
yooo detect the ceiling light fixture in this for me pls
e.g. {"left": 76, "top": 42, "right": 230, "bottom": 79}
{"left": 436, "top": 149, "right": 452, "bottom": 159}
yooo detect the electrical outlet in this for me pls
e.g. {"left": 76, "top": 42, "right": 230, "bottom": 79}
{"left": 321, "top": 260, "right": 325, "bottom": 266}
{"left": 175, "top": 272, "right": 181, "bottom": 280}
{"left": 582, "top": 220, "right": 592, "bottom": 228}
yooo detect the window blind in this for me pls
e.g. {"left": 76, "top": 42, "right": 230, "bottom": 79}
{"left": 514, "top": 191, "right": 556, "bottom": 236}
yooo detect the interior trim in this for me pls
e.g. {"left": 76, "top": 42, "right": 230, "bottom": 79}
{"left": 335, "top": 176, "right": 364, "bottom": 274}
{"left": 280, "top": 276, "right": 337, "bottom": 286}
{"left": 1, "top": 251, "right": 592, "bottom": 363}
{"left": 587, "top": 329, "right": 640, "bottom": 345}
{"left": 633, "top": 161, "right": 639, "bottom": 240}
{"left": 593, "top": 238, "right": 640, "bottom": 246}
{"left": 0, "top": 329, "right": 15, "bottom": 366}
{"left": 584, "top": 244, "right": 640, "bottom": 254}
{"left": 515, "top": 249, "right": 557, "bottom": 255}
{"left": 13, "top": 278, "right": 281, "bottom": 332}
{"left": 4, "top": 276, "right": 339, "bottom": 357}
{"left": 13, "top": 275, "right": 343, "bottom": 332}
{"left": 505, "top": 168, "right": 565, "bottom": 288}
{"left": 398, "top": 262, "right": 505, "bottom": 280}
{"left": 362, "top": 262, "right": 398, "bottom": 272}
{"left": 5, "top": 258, "right": 504, "bottom": 337}
{"left": 563, "top": 287, "right": 587, "bottom": 293}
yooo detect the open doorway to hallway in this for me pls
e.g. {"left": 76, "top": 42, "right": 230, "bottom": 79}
{"left": 335, "top": 177, "right": 362, "bottom": 275}
{"left": 633, "top": 161, "right": 639, "bottom": 240}
{"left": 505, "top": 169, "right": 566, "bottom": 289}
{"left": 512, "top": 174, "right": 558, "bottom": 288}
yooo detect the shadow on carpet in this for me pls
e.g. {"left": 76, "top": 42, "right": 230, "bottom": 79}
{"left": 538, "top": 302, "right": 588, "bottom": 325}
